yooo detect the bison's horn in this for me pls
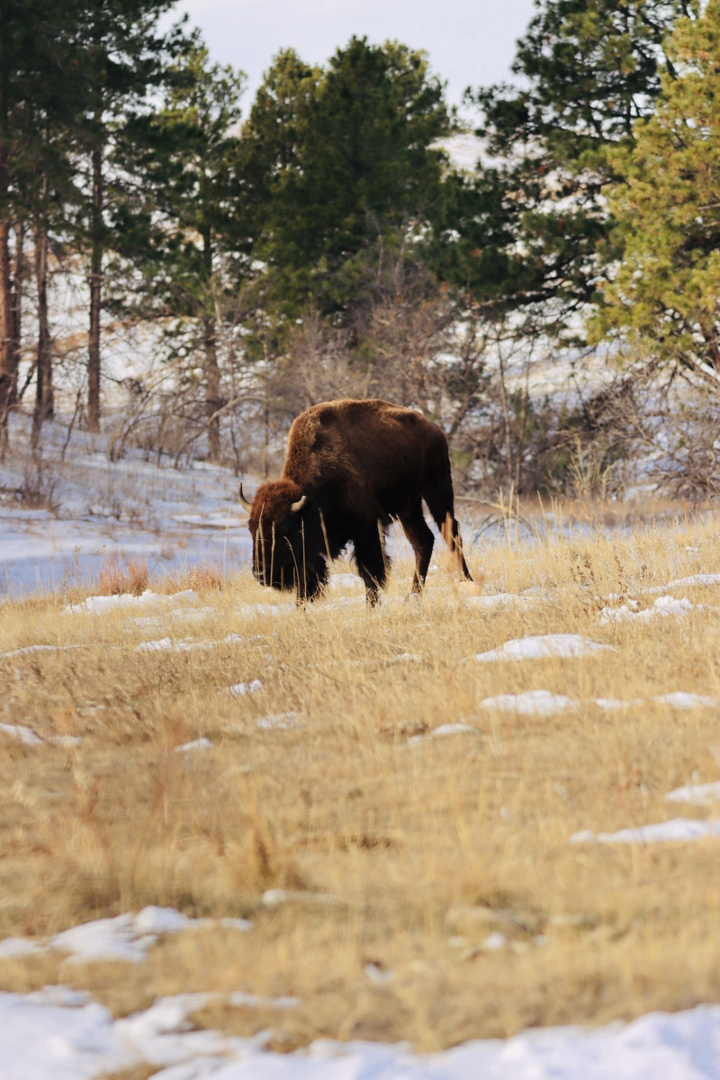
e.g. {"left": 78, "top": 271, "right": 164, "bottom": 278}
{"left": 239, "top": 483, "right": 253, "bottom": 512}
{"left": 290, "top": 494, "right": 308, "bottom": 514}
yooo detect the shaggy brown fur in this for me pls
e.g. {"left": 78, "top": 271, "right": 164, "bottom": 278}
{"left": 242, "top": 399, "right": 472, "bottom": 603}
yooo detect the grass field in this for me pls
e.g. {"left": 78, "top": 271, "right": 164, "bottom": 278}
{"left": 2, "top": 507, "right": 720, "bottom": 1058}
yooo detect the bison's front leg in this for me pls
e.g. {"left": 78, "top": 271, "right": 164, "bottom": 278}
{"left": 353, "top": 524, "right": 388, "bottom": 607}
{"left": 295, "top": 557, "right": 328, "bottom": 604}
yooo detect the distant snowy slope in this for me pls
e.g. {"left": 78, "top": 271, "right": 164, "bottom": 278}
{"left": 0, "top": 415, "right": 251, "bottom": 598}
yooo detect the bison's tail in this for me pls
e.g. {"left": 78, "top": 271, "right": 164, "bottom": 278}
{"left": 425, "top": 476, "right": 472, "bottom": 582}
{"left": 440, "top": 514, "right": 472, "bottom": 580}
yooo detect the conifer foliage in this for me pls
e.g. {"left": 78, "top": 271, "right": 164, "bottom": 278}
{"left": 598, "top": 0, "right": 720, "bottom": 378}
{"left": 463, "top": 1, "right": 690, "bottom": 332}
{"left": 240, "top": 37, "right": 451, "bottom": 315}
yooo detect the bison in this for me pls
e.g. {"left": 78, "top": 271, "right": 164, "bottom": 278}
{"left": 239, "top": 398, "right": 472, "bottom": 605}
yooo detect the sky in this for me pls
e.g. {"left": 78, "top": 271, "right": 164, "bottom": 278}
{"left": 165, "top": 0, "right": 538, "bottom": 114}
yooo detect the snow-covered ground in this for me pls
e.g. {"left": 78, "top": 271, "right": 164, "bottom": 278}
{"left": 1, "top": 981, "right": 719, "bottom": 1080}
{"left": 0, "top": 416, "right": 252, "bottom": 598}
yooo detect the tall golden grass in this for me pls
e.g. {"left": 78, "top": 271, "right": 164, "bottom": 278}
{"left": 1, "top": 507, "right": 720, "bottom": 1050}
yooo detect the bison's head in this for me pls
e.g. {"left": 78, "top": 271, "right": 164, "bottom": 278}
{"left": 240, "top": 480, "right": 327, "bottom": 600}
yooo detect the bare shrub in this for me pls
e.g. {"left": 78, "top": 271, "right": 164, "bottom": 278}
{"left": 572, "top": 357, "right": 720, "bottom": 501}
{"left": 637, "top": 377, "right": 720, "bottom": 499}
{"left": 452, "top": 350, "right": 641, "bottom": 500}
{"left": 97, "top": 556, "right": 150, "bottom": 596}
{"left": 262, "top": 260, "right": 491, "bottom": 476}
{"left": 163, "top": 560, "right": 226, "bottom": 593}
{"left": 6, "top": 459, "right": 60, "bottom": 511}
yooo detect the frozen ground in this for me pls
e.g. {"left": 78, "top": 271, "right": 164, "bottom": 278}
{"left": 1, "top": 979, "right": 720, "bottom": 1079}
{"left": 0, "top": 415, "right": 252, "bottom": 598}
{"left": 2, "top": 713, "right": 719, "bottom": 1079}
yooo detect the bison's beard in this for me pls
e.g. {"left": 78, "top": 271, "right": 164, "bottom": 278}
{"left": 252, "top": 542, "right": 328, "bottom": 602}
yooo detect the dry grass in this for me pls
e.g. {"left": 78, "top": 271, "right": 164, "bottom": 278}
{"left": 2, "top": 511, "right": 720, "bottom": 1050}
{"left": 97, "top": 556, "right": 150, "bottom": 596}
{"left": 162, "top": 559, "right": 227, "bottom": 593}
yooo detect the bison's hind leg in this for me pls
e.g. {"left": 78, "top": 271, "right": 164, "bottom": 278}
{"left": 353, "top": 522, "right": 389, "bottom": 607}
{"left": 399, "top": 501, "right": 435, "bottom": 593}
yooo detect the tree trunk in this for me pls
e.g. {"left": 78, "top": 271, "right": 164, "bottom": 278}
{"left": 204, "top": 312, "right": 221, "bottom": 461}
{"left": 32, "top": 222, "right": 53, "bottom": 446}
{"left": 201, "top": 229, "right": 221, "bottom": 461}
{"left": 9, "top": 220, "right": 23, "bottom": 403}
{"left": 0, "top": 214, "right": 22, "bottom": 451}
{"left": 87, "top": 140, "right": 103, "bottom": 433}
{"left": 0, "top": 217, "right": 12, "bottom": 452}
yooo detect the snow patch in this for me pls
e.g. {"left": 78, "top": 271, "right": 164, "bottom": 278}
{"left": 594, "top": 692, "right": 716, "bottom": 711}
{"left": 228, "top": 991, "right": 300, "bottom": 1009}
{"left": 572, "top": 819, "right": 720, "bottom": 844}
{"left": 137, "top": 633, "right": 245, "bottom": 653}
{"left": 229, "top": 679, "right": 263, "bottom": 697}
{"left": 666, "top": 781, "right": 720, "bottom": 805}
{"left": 600, "top": 595, "right": 696, "bottom": 624}
{"left": 431, "top": 722, "right": 478, "bottom": 737}
{"left": 63, "top": 589, "right": 198, "bottom": 615}
{"left": 480, "top": 690, "right": 574, "bottom": 716}
{"left": 0, "top": 723, "right": 42, "bottom": 746}
{"left": 654, "top": 692, "right": 717, "bottom": 709}
{"left": 52, "top": 913, "right": 164, "bottom": 964}
{"left": 472, "top": 634, "right": 612, "bottom": 662}
{"left": 594, "top": 697, "right": 641, "bottom": 710}
{"left": 175, "top": 737, "right": 213, "bottom": 753}
{"left": 237, "top": 603, "right": 293, "bottom": 618}
{"left": 644, "top": 573, "right": 720, "bottom": 593}
{"left": 1, "top": 643, "right": 82, "bottom": 658}
{"left": 0, "top": 937, "right": 44, "bottom": 958}
{"left": 0, "top": 990, "right": 719, "bottom": 1080}
{"left": 465, "top": 592, "right": 535, "bottom": 611}
{"left": 481, "top": 931, "right": 507, "bottom": 951}
{"left": 328, "top": 573, "right": 364, "bottom": 590}
{"left": 0, "top": 723, "right": 82, "bottom": 748}
{"left": 0, "top": 906, "right": 252, "bottom": 966}
{"left": 407, "top": 722, "right": 479, "bottom": 745}
{"left": 255, "top": 711, "right": 300, "bottom": 730}
{"left": 262, "top": 889, "right": 341, "bottom": 908}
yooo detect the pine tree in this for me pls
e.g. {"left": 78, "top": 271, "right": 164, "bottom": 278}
{"left": 597, "top": 0, "right": 720, "bottom": 378}
{"left": 460, "top": 0, "right": 691, "bottom": 335}
{"left": 240, "top": 38, "right": 452, "bottom": 316}
{"left": 69, "top": 0, "right": 180, "bottom": 431}
{"left": 0, "top": 1, "right": 62, "bottom": 444}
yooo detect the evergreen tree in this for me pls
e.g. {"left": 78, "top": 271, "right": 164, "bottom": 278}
{"left": 459, "top": 0, "right": 691, "bottom": 335}
{"left": 597, "top": 0, "right": 720, "bottom": 378}
{"left": 69, "top": 0, "right": 181, "bottom": 431}
{"left": 240, "top": 38, "right": 452, "bottom": 316}
{"left": 0, "top": 0, "right": 74, "bottom": 445}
